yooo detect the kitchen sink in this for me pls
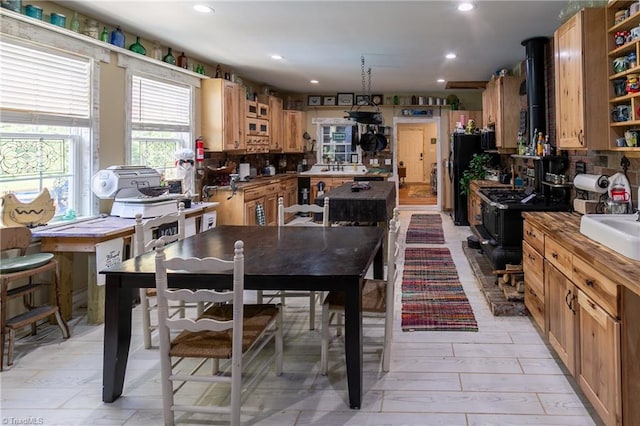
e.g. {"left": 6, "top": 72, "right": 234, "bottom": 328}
{"left": 299, "top": 164, "right": 368, "bottom": 175}
{"left": 579, "top": 214, "right": 640, "bottom": 260}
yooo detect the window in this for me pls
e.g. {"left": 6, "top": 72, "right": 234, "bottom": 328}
{"left": 317, "top": 122, "right": 359, "bottom": 164}
{"left": 128, "top": 74, "right": 192, "bottom": 180}
{"left": 0, "top": 39, "right": 93, "bottom": 219}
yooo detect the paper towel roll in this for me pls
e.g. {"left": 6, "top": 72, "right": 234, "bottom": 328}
{"left": 573, "top": 174, "right": 609, "bottom": 193}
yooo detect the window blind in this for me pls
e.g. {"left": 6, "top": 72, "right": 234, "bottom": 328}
{"left": 131, "top": 75, "right": 191, "bottom": 130}
{"left": 0, "top": 40, "right": 91, "bottom": 121}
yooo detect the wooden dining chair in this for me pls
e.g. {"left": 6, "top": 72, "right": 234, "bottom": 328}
{"left": 134, "top": 202, "right": 186, "bottom": 349}
{"left": 320, "top": 216, "right": 400, "bottom": 374}
{"left": 0, "top": 226, "right": 70, "bottom": 371}
{"left": 153, "top": 238, "right": 283, "bottom": 426}
{"left": 256, "top": 196, "right": 329, "bottom": 330}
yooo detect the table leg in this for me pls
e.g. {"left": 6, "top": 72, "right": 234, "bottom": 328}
{"left": 344, "top": 278, "right": 363, "bottom": 409}
{"left": 373, "top": 239, "right": 384, "bottom": 279}
{"left": 87, "top": 253, "right": 105, "bottom": 324}
{"left": 102, "top": 276, "right": 133, "bottom": 403}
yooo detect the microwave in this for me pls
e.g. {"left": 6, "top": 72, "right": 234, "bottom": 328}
{"left": 481, "top": 130, "right": 496, "bottom": 150}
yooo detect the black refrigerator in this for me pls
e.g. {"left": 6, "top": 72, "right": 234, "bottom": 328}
{"left": 449, "top": 133, "right": 483, "bottom": 226}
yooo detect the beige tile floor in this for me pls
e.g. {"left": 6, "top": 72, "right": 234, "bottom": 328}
{"left": 1, "top": 210, "right": 600, "bottom": 425}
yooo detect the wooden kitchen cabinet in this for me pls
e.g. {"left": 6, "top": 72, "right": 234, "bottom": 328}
{"left": 269, "top": 96, "right": 284, "bottom": 151}
{"left": 210, "top": 176, "right": 297, "bottom": 225}
{"left": 606, "top": 1, "right": 640, "bottom": 152}
{"left": 545, "top": 260, "right": 577, "bottom": 375}
{"left": 554, "top": 8, "right": 608, "bottom": 150}
{"left": 481, "top": 75, "right": 520, "bottom": 149}
{"left": 283, "top": 110, "right": 305, "bottom": 153}
{"left": 310, "top": 177, "right": 352, "bottom": 203}
{"left": 523, "top": 213, "right": 626, "bottom": 425}
{"left": 576, "top": 289, "right": 621, "bottom": 426}
{"left": 202, "top": 78, "right": 245, "bottom": 151}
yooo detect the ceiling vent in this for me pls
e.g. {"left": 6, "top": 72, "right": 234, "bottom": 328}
{"left": 445, "top": 81, "right": 488, "bottom": 90}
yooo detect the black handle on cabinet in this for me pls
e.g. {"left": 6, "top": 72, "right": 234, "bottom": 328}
{"left": 552, "top": 252, "right": 558, "bottom": 259}
{"left": 585, "top": 279, "right": 594, "bottom": 287}
{"left": 565, "top": 289, "right": 571, "bottom": 309}
{"left": 570, "top": 294, "right": 577, "bottom": 315}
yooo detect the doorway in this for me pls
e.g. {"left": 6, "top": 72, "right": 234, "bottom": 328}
{"left": 395, "top": 120, "right": 439, "bottom": 208}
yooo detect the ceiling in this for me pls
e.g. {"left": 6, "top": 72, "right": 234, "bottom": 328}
{"left": 59, "top": 1, "right": 568, "bottom": 94}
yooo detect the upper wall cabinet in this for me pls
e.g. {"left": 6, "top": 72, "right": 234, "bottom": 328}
{"left": 283, "top": 110, "right": 305, "bottom": 153}
{"left": 482, "top": 76, "right": 520, "bottom": 149}
{"left": 606, "top": 0, "right": 640, "bottom": 151}
{"left": 202, "top": 78, "right": 245, "bottom": 151}
{"left": 555, "top": 8, "right": 608, "bottom": 150}
{"left": 269, "top": 96, "right": 284, "bottom": 151}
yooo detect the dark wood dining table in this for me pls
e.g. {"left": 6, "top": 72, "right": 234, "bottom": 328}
{"left": 101, "top": 225, "right": 384, "bottom": 409}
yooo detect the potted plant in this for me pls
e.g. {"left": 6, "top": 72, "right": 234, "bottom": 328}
{"left": 460, "top": 153, "right": 492, "bottom": 195}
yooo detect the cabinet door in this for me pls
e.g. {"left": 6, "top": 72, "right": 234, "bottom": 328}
{"left": 269, "top": 97, "right": 284, "bottom": 151}
{"left": 223, "top": 81, "right": 245, "bottom": 151}
{"left": 524, "top": 241, "right": 545, "bottom": 331}
{"left": 284, "top": 110, "right": 303, "bottom": 153}
{"left": 554, "top": 12, "right": 585, "bottom": 149}
{"left": 495, "top": 76, "right": 521, "bottom": 149}
{"left": 482, "top": 79, "right": 496, "bottom": 126}
{"left": 264, "top": 192, "right": 278, "bottom": 226}
{"left": 576, "top": 290, "right": 621, "bottom": 426}
{"left": 545, "top": 261, "right": 576, "bottom": 375}
{"left": 244, "top": 199, "right": 259, "bottom": 226}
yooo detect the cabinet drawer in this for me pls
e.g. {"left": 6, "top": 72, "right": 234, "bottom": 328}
{"left": 523, "top": 241, "right": 544, "bottom": 296}
{"left": 523, "top": 221, "right": 544, "bottom": 254}
{"left": 246, "top": 118, "right": 269, "bottom": 136}
{"left": 572, "top": 256, "right": 619, "bottom": 318}
{"left": 525, "top": 282, "right": 545, "bottom": 332}
{"left": 545, "top": 236, "right": 572, "bottom": 278}
{"left": 244, "top": 186, "right": 266, "bottom": 201}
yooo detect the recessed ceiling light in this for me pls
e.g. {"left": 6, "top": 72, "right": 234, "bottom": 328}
{"left": 446, "top": 53, "right": 456, "bottom": 59}
{"left": 271, "top": 54, "right": 283, "bottom": 60}
{"left": 457, "top": 2, "right": 475, "bottom": 12}
{"left": 437, "top": 79, "right": 445, "bottom": 83}
{"left": 193, "top": 4, "right": 213, "bottom": 13}
{"left": 310, "top": 80, "right": 319, "bottom": 84}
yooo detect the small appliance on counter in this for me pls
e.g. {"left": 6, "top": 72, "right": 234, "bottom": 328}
{"left": 91, "top": 165, "right": 182, "bottom": 218}
{"left": 238, "top": 163, "right": 250, "bottom": 181}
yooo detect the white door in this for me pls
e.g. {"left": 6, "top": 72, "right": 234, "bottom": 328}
{"left": 397, "top": 125, "right": 426, "bottom": 182}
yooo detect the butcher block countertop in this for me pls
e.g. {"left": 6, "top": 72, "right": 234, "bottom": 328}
{"left": 522, "top": 212, "right": 640, "bottom": 296}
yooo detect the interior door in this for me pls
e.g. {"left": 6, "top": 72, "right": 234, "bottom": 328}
{"left": 397, "top": 125, "right": 426, "bottom": 183}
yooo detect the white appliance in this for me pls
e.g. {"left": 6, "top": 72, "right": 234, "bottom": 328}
{"left": 91, "top": 165, "right": 182, "bottom": 218}
{"left": 238, "top": 163, "right": 250, "bottom": 181}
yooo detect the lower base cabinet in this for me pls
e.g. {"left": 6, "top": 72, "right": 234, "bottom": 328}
{"left": 523, "top": 215, "right": 624, "bottom": 426}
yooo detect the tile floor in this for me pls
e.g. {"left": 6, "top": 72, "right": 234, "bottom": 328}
{"left": 1, "top": 210, "right": 600, "bottom": 425}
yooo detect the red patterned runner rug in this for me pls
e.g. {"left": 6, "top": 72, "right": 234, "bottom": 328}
{"left": 405, "top": 214, "right": 445, "bottom": 244}
{"left": 402, "top": 247, "right": 478, "bottom": 332}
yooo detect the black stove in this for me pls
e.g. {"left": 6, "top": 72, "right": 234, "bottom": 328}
{"left": 474, "top": 188, "right": 570, "bottom": 270}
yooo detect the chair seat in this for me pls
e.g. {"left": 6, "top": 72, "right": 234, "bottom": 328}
{"left": 169, "top": 304, "right": 279, "bottom": 359}
{"left": 324, "top": 279, "right": 386, "bottom": 313}
{"left": 0, "top": 253, "right": 54, "bottom": 274}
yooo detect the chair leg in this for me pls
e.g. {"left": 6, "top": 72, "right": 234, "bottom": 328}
{"left": 336, "top": 312, "right": 343, "bottom": 337}
{"left": 7, "top": 328, "right": 15, "bottom": 367}
{"left": 0, "top": 327, "right": 5, "bottom": 372}
{"left": 275, "top": 307, "right": 283, "bottom": 376}
{"left": 140, "top": 288, "right": 152, "bottom": 349}
{"left": 308, "top": 291, "right": 316, "bottom": 330}
{"left": 54, "top": 309, "right": 70, "bottom": 339}
{"left": 320, "top": 304, "right": 330, "bottom": 375}
{"left": 212, "top": 358, "right": 220, "bottom": 375}
{"left": 256, "top": 290, "right": 263, "bottom": 304}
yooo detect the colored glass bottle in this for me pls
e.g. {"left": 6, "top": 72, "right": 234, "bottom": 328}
{"left": 129, "top": 36, "right": 146, "bottom": 55}
{"left": 215, "top": 64, "right": 222, "bottom": 78}
{"left": 69, "top": 11, "right": 80, "bottom": 32}
{"left": 99, "top": 27, "right": 109, "bottom": 42}
{"left": 109, "top": 26, "right": 125, "bottom": 48}
{"left": 163, "top": 47, "right": 176, "bottom": 65}
{"left": 177, "top": 52, "right": 188, "bottom": 69}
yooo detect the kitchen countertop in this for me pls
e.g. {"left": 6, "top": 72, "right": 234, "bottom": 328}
{"left": 214, "top": 171, "right": 390, "bottom": 192}
{"left": 522, "top": 212, "right": 640, "bottom": 296}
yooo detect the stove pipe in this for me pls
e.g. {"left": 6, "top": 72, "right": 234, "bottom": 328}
{"left": 521, "top": 37, "right": 548, "bottom": 141}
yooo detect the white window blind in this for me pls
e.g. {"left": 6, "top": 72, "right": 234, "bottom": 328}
{"left": 131, "top": 75, "right": 191, "bottom": 131}
{"left": 0, "top": 40, "right": 91, "bottom": 122}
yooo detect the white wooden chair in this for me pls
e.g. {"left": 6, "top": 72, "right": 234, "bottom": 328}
{"left": 134, "top": 203, "right": 186, "bottom": 349}
{"left": 153, "top": 239, "right": 283, "bottom": 426}
{"left": 257, "top": 196, "right": 329, "bottom": 330}
{"left": 320, "top": 216, "right": 400, "bottom": 374}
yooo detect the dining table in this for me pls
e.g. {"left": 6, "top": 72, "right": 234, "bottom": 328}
{"left": 101, "top": 224, "right": 385, "bottom": 409}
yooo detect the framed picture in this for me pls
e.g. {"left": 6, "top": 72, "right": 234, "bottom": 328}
{"left": 371, "top": 94, "right": 383, "bottom": 105}
{"left": 308, "top": 95, "right": 321, "bottom": 106}
{"left": 322, "top": 95, "right": 336, "bottom": 106}
{"left": 337, "top": 92, "right": 354, "bottom": 106}
{"left": 355, "top": 95, "right": 370, "bottom": 106}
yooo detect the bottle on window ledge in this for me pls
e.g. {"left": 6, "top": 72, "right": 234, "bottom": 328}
{"left": 128, "top": 36, "right": 146, "bottom": 55}
{"left": 69, "top": 11, "right": 80, "bottom": 32}
{"left": 177, "top": 52, "right": 188, "bottom": 69}
{"left": 99, "top": 27, "right": 109, "bottom": 42}
{"left": 109, "top": 26, "right": 125, "bottom": 48}
{"left": 163, "top": 48, "right": 176, "bottom": 65}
